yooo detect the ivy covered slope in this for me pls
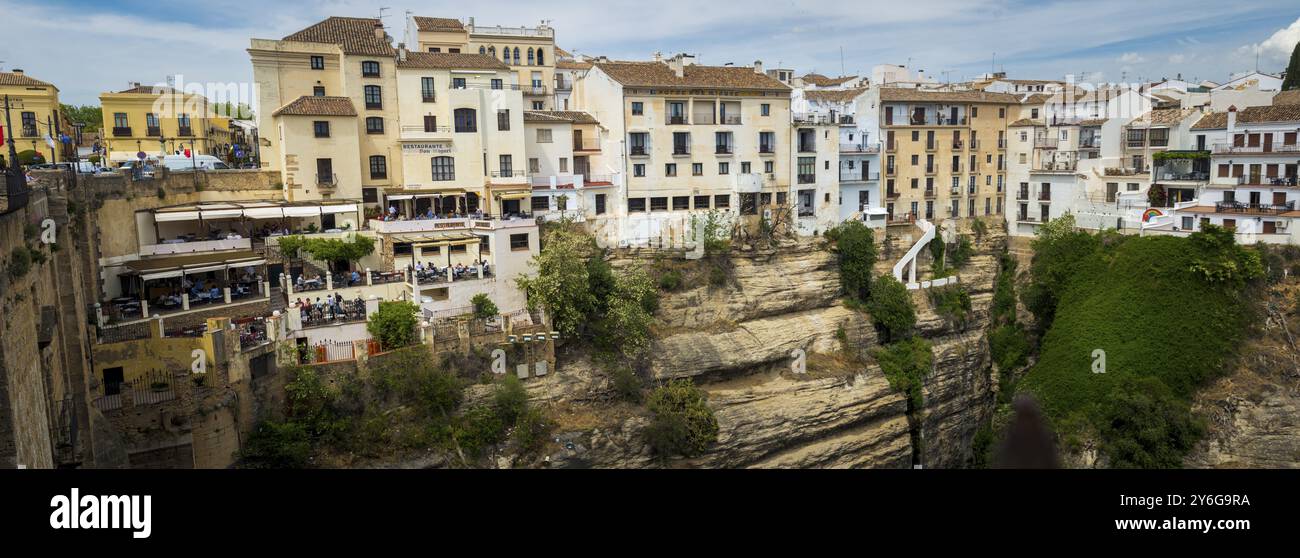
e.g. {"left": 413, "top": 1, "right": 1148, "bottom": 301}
{"left": 1018, "top": 220, "right": 1263, "bottom": 466}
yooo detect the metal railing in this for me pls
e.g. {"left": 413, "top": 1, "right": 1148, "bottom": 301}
{"left": 1237, "top": 174, "right": 1298, "bottom": 186}
{"left": 668, "top": 115, "right": 688, "bottom": 125}
{"left": 1215, "top": 201, "right": 1296, "bottom": 214}
{"left": 1213, "top": 143, "right": 1300, "bottom": 154}
{"left": 721, "top": 114, "right": 742, "bottom": 125}
{"left": 317, "top": 173, "right": 337, "bottom": 187}
{"left": 630, "top": 146, "right": 648, "bottom": 156}
{"left": 112, "top": 126, "right": 132, "bottom": 137}
{"left": 840, "top": 171, "right": 879, "bottom": 182}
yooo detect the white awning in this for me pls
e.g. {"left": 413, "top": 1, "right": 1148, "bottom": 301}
{"left": 141, "top": 270, "right": 183, "bottom": 281}
{"left": 386, "top": 194, "right": 414, "bottom": 201}
{"left": 200, "top": 209, "right": 244, "bottom": 219}
{"left": 283, "top": 206, "right": 322, "bottom": 217}
{"left": 243, "top": 207, "right": 285, "bottom": 219}
{"left": 183, "top": 264, "right": 227, "bottom": 274}
{"left": 231, "top": 259, "right": 266, "bottom": 268}
{"left": 321, "top": 204, "right": 358, "bottom": 214}
{"left": 154, "top": 211, "right": 201, "bottom": 222}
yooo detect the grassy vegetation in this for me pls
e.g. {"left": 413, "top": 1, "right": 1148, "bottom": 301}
{"left": 237, "top": 347, "right": 553, "bottom": 468}
{"left": 644, "top": 379, "right": 719, "bottom": 458}
{"left": 1016, "top": 222, "right": 1262, "bottom": 467}
{"left": 873, "top": 336, "right": 934, "bottom": 408}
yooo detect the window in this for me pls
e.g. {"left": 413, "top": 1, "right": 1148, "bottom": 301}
{"left": 423, "top": 115, "right": 438, "bottom": 132}
{"left": 449, "top": 48, "right": 460, "bottom": 54}
{"left": 673, "top": 132, "right": 690, "bottom": 155}
{"left": 532, "top": 101, "right": 544, "bottom": 110}
{"left": 310, "top": 55, "right": 324, "bottom": 70}
{"left": 759, "top": 131, "right": 775, "bottom": 153}
{"left": 313, "top": 121, "right": 330, "bottom": 138}
{"left": 998, "top": 107, "right": 1005, "bottom": 118}
{"left": 316, "top": 158, "right": 332, "bottom": 184}
{"left": 454, "top": 108, "right": 477, "bottom": 132}
{"left": 694, "top": 195, "right": 711, "bottom": 209}
{"left": 497, "top": 109, "right": 510, "bottom": 131}
{"left": 719, "top": 162, "right": 730, "bottom": 175}
{"left": 777, "top": 192, "right": 787, "bottom": 206}
{"left": 673, "top": 196, "right": 690, "bottom": 210}
{"left": 741, "top": 162, "right": 751, "bottom": 174}
{"left": 798, "top": 157, "right": 815, "bottom": 183}
{"left": 971, "top": 107, "right": 978, "bottom": 118}
{"left": 177, "top": 114, "right": 191, "bottom": 135}
{"left": 364, "top": 85, "right": 382, "bottom": 109}
{"left": 650, "top": 197, "right": 668, "bottom": 211}
{"left": 369, "top": 155, "right": 387, "bottom": 179}
{"left": 559, "top": 158, "right": 568, "bottom": 172}
{"left": 431, "top": 156, "right": 455, "bottom": 181}
{"left": 629, "top": 132, "right": 647, "bottom": 155}
{"left": 532, "top": 196, "right": 550, "bottom": 212}
{"left": 631, "top": 101, "right": 644, "bottom": 115}
{"left": 365, "top": 117, "right": 384, "bottom": 134}
{"left": 528, "top": 48, "right": 535, "bottom": 65}
{"left": 537, "top": 49, "right": 544, "bottom": 65}
{"left": 537, "top": 129, "right": 553, "bottom": 143}
{"left": 510, "top": 233, "right": 530, "bottom": 251}
{"left": 491, "top": 79, "right": 503, "bottom": 90}
{"left": 633, "top": 164, "right": 646, "bottom": 177}
{"left": 313, "top": 86, "right": 325, "bottom": 96}
{"left": 628, "top": 198, "right": 646, "bottom": 212}
{"left": 421, "top": 77, "right": 435, "bottom": 101}
{"left": 452, "top": 77, "right": 466, "bottom": 89}
{"left": 741, "top": 193, "right": 758, "bottom": 215}
{"left": 361, "top": 60, "right": 380, "bottom": 77}
{"left": 146, "top": 113, "right": 160, "bottom": 135}
{"left": 715, "top": 194, "right": 731, "bottom": 209}
{"left": 665, "top": 163, "right": 677, "bottom": 177}
{"left": 499, "top": 155, "right": 513, "bottom": 176}
{"left": 529, "top": 158, "right": 540, "bottom": 174}
{"left": 761, "top": 103, "right": 771, "bottom": 116}
{"left": 693, "top": 163, "right": 703, "bottom": 176}
{"left": 480, "top": 46, "right": 487, "bottom": 55}
{"left": 764, "top": 161, "right": 774, "bottom": 173}
{"left": 429, "top": 47, "right": 442, "bottom": 53}
{"left": 595, "top": 194, "right": 606, "bottom": 215}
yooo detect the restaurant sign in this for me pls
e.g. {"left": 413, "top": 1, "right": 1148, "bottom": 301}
{"left": 402, "top": 142, "right": 453, "bottom": 155}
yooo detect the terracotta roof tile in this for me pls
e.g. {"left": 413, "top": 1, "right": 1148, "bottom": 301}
{"left": 1009, "top": 118, "right": 1042, "bottom": 127}
{"left": 523, "top": 110, "right": 598, "bottom": 124}
{"left": 396, "top": 52, "right": 507, "bottom": 70}
{"left": 802, "top": 73, "right": 858, "bottom": 87}
{"left": 115, "top": 84, "right": 182, "bottom": 95}
{"left": 804, "top": 88, "right": 866, "bottom": 103}
{"left": 556, "top": 60, "right": 593, "bottom": 70}
{"left": 1274, "top": 89, "right": 1300, "bottom": 106}
{"left": 1192, "top": 104, "right": 1300, "bottom": 129}
{"left": 878, "top": 87, "right": 1019, "bottom": 104}
{"left": 283, "top": 16, "right": 395, "bottom": 57}
{"left": 594, "top": 61, "right": 789, "bottom": 91}
{"left": 412, "top": 17, "right": 464, "bottom": 31}
{"left": 272, "top": 96, "right": 357, "bottom": 117}
{"left": 0, "top": 71, "right": 54, "bottom": 88}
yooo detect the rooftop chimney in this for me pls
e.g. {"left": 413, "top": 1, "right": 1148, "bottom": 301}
{"left": 373, "top": 21, "right": 385, "bottom": 39}
{"left": 11, "top": 69, "right": 22, "bottom": 75}
{"left": 667, "top": 54, "right": 685, "bottom": 78}
{"left": 653, "top": 51, "right": 663, "bottom": 62}
{"left": 754, "top": 60, "right": 764, "bottom": 75}
{"left": 398, "top": 44, "right": 408, "bottom": 62}
{"left": 1227, "top": 104, "right": 1238, "bottom": 132}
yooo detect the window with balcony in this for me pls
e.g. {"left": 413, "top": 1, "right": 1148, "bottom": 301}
{"left": 177, "top": 114, "right": 192, "bottom": 136}
{"left": 431, "top": 156, "right": 455, "bottom": 181}
{"left": 369, "top": 155, "right": 387, "bottom": 179}
{"left": 673, "top": 132, "right": 689, "bottom": 155}
{"left": 454, "top": 108, "right": 477, "bottom": 132}
{"left": 715, "top": 131, "right": 733, "bottom": 154}
{"left": 798, "top": 156, "right": 815, "bottom": 184}
{"left": 313, "top": 121, "right": 330, "bottom": 138}
{"left": 759, "top": 131, "right": 775, "bottom": 153}
{"left": 499, "top": 155, "right": 513, "bottom": 177}
{"left": 629, "top": 132, "right": 647, "bottom": 155}
{"left": 316, "top": 158, "right": 333, "bottom": 186}
{"left": 362, "top": 60, "right": 380, "bottom": 77}
{"left": 423, "top": 115, "right": 439, "bottom": 133}
{"left": 146, "top": 113, "right": 160, "bottom": 136}
{"left": 668, "top": 101, "right": 687, "bottom": 124}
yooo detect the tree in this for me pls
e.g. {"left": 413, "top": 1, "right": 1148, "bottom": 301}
{"left": 866, "top": 275, "right": 916, "bottom": 343}
{"left": 516, "top": 227, "right": 598, "bottom": 338}
{"left": 367, "top": 300, "right": 420, "bottom": 349}
{"left": 1095, "top": 376, "right": 1204, "bottom": 468}
{"left": 298, "top": 234, "right": 375, "bottom": 272}
{"left": 471, "top": 293, "right": 499, "bottom": 320}
{"left": 592, "top": 268, "right": 657, "bottom": 357}
{"left": 1023, "top": 214, "right": 1099, "bottom": 332}
{"left": 644, "top": 379, "right": 718, "bottom": 457}
{"left": 873, "top": 337, "right": 933, "bottom": 408}
{"left": 60, "top": 104, "right": 103, "bottom": 132}
{"left": 1284, "top": 41, "right": 1300, "bottom": 91}
{"left": 826, "top": 220, "right": 876, "bottom": 301}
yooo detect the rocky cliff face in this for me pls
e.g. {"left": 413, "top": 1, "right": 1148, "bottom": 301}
{"left": 1186, "top": 286, "right": 1300, "bottom": 469}
{"left": 541, "top": 228, "right": 1004, "bottom": 469}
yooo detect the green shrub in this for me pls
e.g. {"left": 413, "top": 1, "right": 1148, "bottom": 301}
{"left": 826, "top": 220, "right": 877, "bottom": 301}
{"left": 866, "top": 275, "right": 916, "bottom": 342}
{"left": 644, "top": 379, "right": 718, "bottom": 457}
{"left": 1095, "top": 377, "right": 1205, "bottom": 468}
{"left": 988, "top": 323, "right": 1030, "bottom": 372}
{"left": 455, "top": 405, "right": 507, "bottom": 457}
{"left": 237, "top": 421, "right": 311, "bottom": 468}
{"left": 493, "top": 374, "right": 528, "bottom": 426}
{"left": 471, "top": 293, "right": 499, "bottom": 320}
{"left": 366, "top": 300, "right": 420, "bottom": 350}
{"left": 928, "top": 285, "right": 972, "bottom": 327}
{"left": 610, "top": 365, "right": 643, "bottom": 402}
{"left": 512, "top": 407, "right": 553, "bottom": 456}
{"left": 658, "top": 269, "right": 683, "bottom": 291}
{"left": 7, "top": 246, "right": 33, "bottom": 279}
{"left": 949, "top": 236, "right": 975, "bottom": 269}
{"left": 873, "top": 337, "right": 933, "bottom": 408}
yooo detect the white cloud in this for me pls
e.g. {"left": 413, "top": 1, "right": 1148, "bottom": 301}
{"left": 1118, "top": 52, "right": 1145, "bottom": 64}
{"left": 1168, "top": 54, "right": 1186, "bottom": 65}
{"left": 1243, "top": 16, "right": 1300, "bottom": 60}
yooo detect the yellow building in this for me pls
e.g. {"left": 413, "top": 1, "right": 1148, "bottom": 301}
{"left": 99, "top": 83, "right": 216, "bottom": 164}
{"left": 871, "top": 88, "right": 1018, "bottom": 225}
{"left": 1, "top": 70, "right": 70, "bottom": 165}
{"left": 404, "top": 16, "right": 557, "bottom": 110}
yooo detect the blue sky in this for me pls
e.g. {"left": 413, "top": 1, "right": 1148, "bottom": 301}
{"left": 2, "top": 0, "right": 1298, "bottom": 106}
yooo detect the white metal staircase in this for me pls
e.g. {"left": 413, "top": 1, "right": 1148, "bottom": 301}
{"left": 891, "top": 219, "right": 959, "bottom": 290}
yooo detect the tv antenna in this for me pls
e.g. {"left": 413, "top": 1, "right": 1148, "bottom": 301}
{"left": 377, "top": 6, "right": 390, "bottom": 22}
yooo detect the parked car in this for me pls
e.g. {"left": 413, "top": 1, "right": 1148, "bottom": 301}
{"left": 161, "top": 154, "right": 231, "bottom": 171}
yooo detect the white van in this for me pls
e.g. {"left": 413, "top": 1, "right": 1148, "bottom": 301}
{"left": 160, "top": 154, "right": 231, "bottom": 171}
